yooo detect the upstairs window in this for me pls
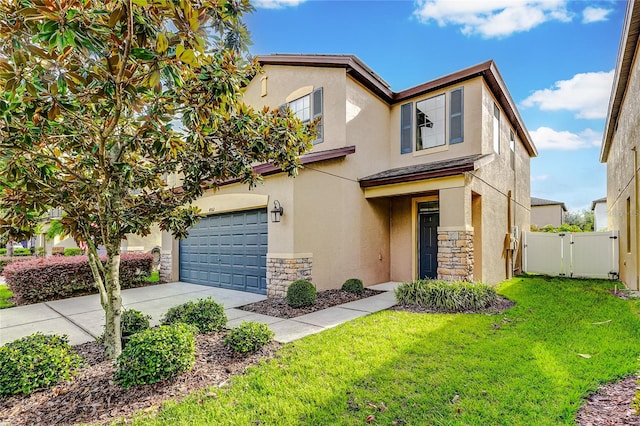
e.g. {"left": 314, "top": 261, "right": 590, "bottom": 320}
{"left": 284, "top": 87, "right": 323, "bottom": 144}
{"left": 416, "top": 94, "right": 445, "bottom": 150}
{"left": 509, "top": 130, "right": 515, "bottom": 169}
{"left": 493, "top": 103, "right": 500, "bottom": 154}
{"left": 401, "top": 88, "right": 463, "bottom": 154}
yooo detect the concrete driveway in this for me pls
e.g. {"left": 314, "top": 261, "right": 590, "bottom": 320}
{"left": 0, "top": 281, "right": 399, "bottom": 345}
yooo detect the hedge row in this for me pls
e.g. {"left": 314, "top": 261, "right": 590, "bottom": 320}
{"left": 4, "top": 254, "right": 153, "bottom": 304}
{"left": 0, "top": 256, "right": 36, "bottom": 274}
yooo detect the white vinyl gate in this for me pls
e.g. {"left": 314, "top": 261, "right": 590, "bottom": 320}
{"left": 523, "top": 231, "right": 619, "bottom": 279}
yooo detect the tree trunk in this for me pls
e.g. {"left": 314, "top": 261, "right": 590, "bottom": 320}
{"left": 103, "top": 253, "right": 122, "bottom": 359}
{"left": 87, "top": 245, "right": 123, "bottom": 360}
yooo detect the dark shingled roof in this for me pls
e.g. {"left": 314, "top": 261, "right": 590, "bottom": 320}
{"left": 531, "top": 197, "right": 567, "bottom": 211}
{"left": 359, "top": 154, "right": 490, "bottom": 188}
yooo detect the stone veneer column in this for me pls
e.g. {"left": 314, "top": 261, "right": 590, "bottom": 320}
{"left": 159, "top": 253, "right": 173, "bottom": 282}
{"left": 437, "top": 230, "right": 474, "bottom": 281}
{"left": 266, "top": 254, "right": 313, "bottom": 298}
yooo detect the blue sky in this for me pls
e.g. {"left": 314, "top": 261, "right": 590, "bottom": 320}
{"left": 244, "top": 0, "right": 626, "bottom": 211}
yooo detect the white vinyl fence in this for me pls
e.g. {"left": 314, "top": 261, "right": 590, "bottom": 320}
{"left": 522, "top": 231, "right": 619, "bottom": 279}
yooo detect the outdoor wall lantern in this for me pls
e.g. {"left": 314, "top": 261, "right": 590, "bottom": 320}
{"left": 271, "top": 200, "right": 284, "bottom": 223}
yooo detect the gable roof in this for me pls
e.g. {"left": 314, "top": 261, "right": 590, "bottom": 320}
{"left": 257, "top": 54, "right": 537, "bottom": 158}
{"left": 600, "top": 0, "right": 640, "bottom": 163}
{"left": 591, "top": 197, "right": 607, "bottom": 210}
{"left": 531, "top": 197, "right": 567, "bottom": 211}
{"left": 359, "top": 154, "right": 492, "bottom": 188}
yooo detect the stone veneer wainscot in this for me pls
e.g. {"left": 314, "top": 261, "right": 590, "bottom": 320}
{"left": 266, "top": 254, "right": 313, "bottom": 297}
{"left": 437, "top": 231, "right": 474, "bottom": 281}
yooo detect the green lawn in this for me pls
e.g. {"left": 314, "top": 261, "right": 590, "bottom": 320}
{"left": 128, "top": 276, "right": 640, "bottom": 425}
{"left": 144, "top": 271, "right": 160, "bottom": 283}
{"left": 0, "top": 284, "right": 13, "bottom": 309}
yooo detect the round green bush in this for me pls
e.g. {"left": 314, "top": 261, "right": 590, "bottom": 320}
{"left": 285, "top": 279, "right": 316, "bottom": 308}
{"left": 161, "top": 297, "right": 227, "bottom": 333}
{"left": 121, "top": 309, "right": 151, "bottom": 336}
{"left": 115, "top": 323, "right": 196, "bottom": 388}
{"left": 224, "top": 321, "right": 274, "bottom": 354}
{"left": 0, "top": 333, "right": 82, "bottom": 396}
{"left": 341, "top": 278, "right": 364, "bottom": 295}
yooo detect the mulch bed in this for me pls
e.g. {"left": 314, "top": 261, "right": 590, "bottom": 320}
{"left": 576, "top": 376, "right": 640, "bottom": 425}
{"left": 0, "top": 334, "right": 280, "bottom": 426}
{"left": 239, "top": 288, "right": 382, "bottom": 318}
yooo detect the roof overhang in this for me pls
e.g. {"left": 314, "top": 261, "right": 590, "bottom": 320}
{"left": 214, "top": 145, "right": 356, "bottom": 188}
{"left": 601, "top": 0, "right": 640, "bottom": 163}
{"left": 359, "top": 154, "right": 495, "bottom": 199}
{"left": 257, "top": 55, "right": 537, "bottom": 159}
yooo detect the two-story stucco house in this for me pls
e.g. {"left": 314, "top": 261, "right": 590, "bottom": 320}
{"left": 160, "top": 54, "right": 537, "bottom": 296}
{"left": 601, "top": 0, "right": 640, "bottom": 290}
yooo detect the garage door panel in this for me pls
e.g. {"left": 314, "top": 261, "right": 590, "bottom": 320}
{"left": 179, "top": 209, "right": 267, "bottom": 294}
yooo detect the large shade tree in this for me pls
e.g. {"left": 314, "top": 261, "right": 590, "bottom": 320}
{"left": 0, "top": 0, "right": 314, "bottom": 358}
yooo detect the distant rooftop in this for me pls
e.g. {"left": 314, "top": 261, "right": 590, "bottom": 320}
{"left": 531, "top": 197, "right": 567, "bottom": 211}
{"left": 591, "top": 197, "right": 607, "bottom": 210}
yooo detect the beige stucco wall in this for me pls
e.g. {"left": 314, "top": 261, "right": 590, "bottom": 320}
{"left": 606, "top": 44, "right": 640, "bottom": 290}
{"left": 531, "top": 205, "right": 564, "bottom": 228}
{"left": 465, "top": 81, "right": 531, "bottom": 284}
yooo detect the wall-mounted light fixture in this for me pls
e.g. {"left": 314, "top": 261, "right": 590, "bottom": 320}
{"left": 270, "top": 200, "right": 284, "bottom": 223}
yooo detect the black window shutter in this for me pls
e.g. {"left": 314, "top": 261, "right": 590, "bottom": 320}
{"left": 401, "top": 102, "right": 412, "bottom": 154}
{"left": 312, "top": 87, "right": 323, "bottom": 144}
{"left": 450, "top": 88, "right": 463, "bottom": 144}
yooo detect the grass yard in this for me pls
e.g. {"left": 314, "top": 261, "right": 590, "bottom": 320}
{"left": 128, "top": 276, "right": 640, "bottom": 425}
{"left": 0, "top": 284, "right": 13, "bottom": 309}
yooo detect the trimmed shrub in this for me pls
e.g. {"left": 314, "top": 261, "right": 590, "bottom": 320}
{"left": 224, "top": 321, "right": 274, "bottom": 354}
{"left": 161, "top": 297, "right": 227, "bottom": 333}
{"left": 115, "top": 323, "right": 196, "bottom": 388}
{"left": 0, "top": 333, "right": 82, "bottom": 396}
{"left": 394, "top": 280, "right": 497, "bottom": 312}
{"left": 13, "top": 248, "right": 32, "bottom": 256}
{"left": 63, "top": 248, "right": 84, "bottom": 257}
{"left": 3, "top": 253, "right": 153, "bottom": 304}
{"left": 121, "top": 309, "right": 151, "bottom": 336}
{"left": 285, "top": 279, "right": 316, "bottom": 308}
{"left": 0, "top": 256, "right": 36, "bottom": 274}
{"left": 341, "top": 278, "right": 364, "bottom": 295}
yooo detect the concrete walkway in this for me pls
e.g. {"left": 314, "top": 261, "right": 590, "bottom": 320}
{"left": 0, "top": 281, "right": 399, "bottom": 346}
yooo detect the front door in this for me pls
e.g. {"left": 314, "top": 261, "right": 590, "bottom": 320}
{"left": 419, "top": 210, "right": 439, "bottom": 279}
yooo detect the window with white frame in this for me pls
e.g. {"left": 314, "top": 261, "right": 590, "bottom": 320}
{"left": 509, "top": 130, "right": 515, "bottom": 169}
{"left": 493, "top": 103, "right": 500, "bottom": 154}
{"left": 416, "top": 94, "right": 445, "bottom": 150}
{"left": 284, "top": 88, "right": 323, "bottom": 144}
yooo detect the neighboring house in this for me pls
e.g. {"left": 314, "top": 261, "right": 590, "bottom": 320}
{"left": 600, "top": 0, "right": 640, "bottom": 290}
{"left": 161, "top": 55, "right": 537, "bottom": 295}
{"left": 36, "top": 208, "right": 161, "bottom": 256}
{"left": 591, "top": 197, "right": 607, "bottom": 231}
{"left": 530, "top": 197, "right": 567, "bottom": 229}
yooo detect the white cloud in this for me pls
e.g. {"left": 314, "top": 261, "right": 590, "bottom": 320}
{"left": 413, "top": 0, "right": 571, "bottom": 38}
{"left": 530, "top": 127, "right": 602, "bottom": 150}
{"left": 521, "top": 70, "right": 614, "bottom": 119}
{"left": 253, "top": 0, "right": 305, "bottom": 9}
{"left": 582, "top": 6, "right": 612, "bottom": 23}
{"left": 531, "top": 175, "right": 549, "bottom": 182}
